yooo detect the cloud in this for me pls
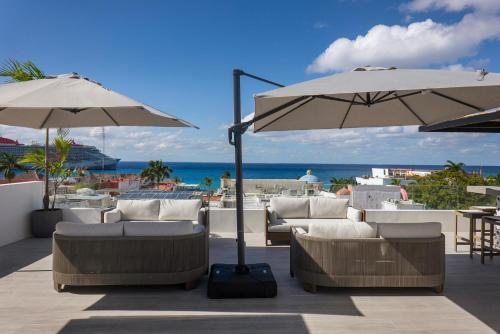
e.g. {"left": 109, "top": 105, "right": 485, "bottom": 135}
{"left": 402, "top": 0, "right": 500, "bottom": 13}
{"left": 313, "top": 21, "right": 329, "bottom": 29}
{"left": 307, "top": 3, "right": 500, "bottom": 73}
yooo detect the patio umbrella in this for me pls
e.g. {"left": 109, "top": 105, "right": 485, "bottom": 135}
{"left": 251, "top": 67, "right": 500, "bottom": 132}
{"left": 419, "top": 108, "right": 500, "bottom": 133}
{"left": 221, "top": 67, "right": 500, "bottom": 298}
{"left": 0, "top": 73, "right": 197, "bottom": 208}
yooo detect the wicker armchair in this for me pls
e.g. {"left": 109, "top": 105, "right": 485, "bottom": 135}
{"left": 290, "top": 227, "right": 445, "bottom": 293}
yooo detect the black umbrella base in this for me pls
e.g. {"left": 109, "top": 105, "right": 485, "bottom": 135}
{"left": 207, "top": 263, "right": 277, "bottom": 299}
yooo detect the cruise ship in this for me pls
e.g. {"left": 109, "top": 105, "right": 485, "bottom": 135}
{"left": 0, "top": 137, "right": 119, "bottom": 170}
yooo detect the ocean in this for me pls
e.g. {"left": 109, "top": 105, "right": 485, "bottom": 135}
{"left": 93, "top": 161, "right": 500, "bottom": 189}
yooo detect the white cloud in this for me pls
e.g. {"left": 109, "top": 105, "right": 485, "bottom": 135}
{"left": 313, "top": 21, "right": 329, "bottom": 29}
{"left": 307, "top": 2, "right": 500, "bottom": 73}
{"left": 403, "top": 0, "right": 500, "bottom": 13}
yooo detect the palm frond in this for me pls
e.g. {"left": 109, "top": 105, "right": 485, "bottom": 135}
{"left": 0, "top": 58, "right": 45, "bottom": 82}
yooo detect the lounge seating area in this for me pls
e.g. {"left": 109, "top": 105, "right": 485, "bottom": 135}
{"left": 1, "top": 194, "right": 500, "bottom": 332}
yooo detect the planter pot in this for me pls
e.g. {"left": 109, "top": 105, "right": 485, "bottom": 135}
{"left": 31, "top": 209, "right": 63, "bottom": 238}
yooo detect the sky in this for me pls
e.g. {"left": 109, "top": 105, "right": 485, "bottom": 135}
{"left": 0, "top": 0, "right": 499, "bottom": 165}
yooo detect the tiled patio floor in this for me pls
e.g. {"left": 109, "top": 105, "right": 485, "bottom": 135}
{"left": 1, "top": 233, "right": 499, "bottom": 333}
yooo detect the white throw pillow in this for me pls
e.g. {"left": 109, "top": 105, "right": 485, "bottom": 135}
{"left": 117, "top": 199, "right": 160, "bottom": 221}
{"left": 123, "top": 220, "right": 193, "bottom": 236}
{"left": 309, "top": 197, "right": 348, "bottom": 219}
{"left": 158, "top": 199, "right": 202, "bottom": 221}
{"left": 270, "top": 197, "right": 309, "bottom": 218}
{"left": 309, "top": 221, "right": 377, "bottom": 239}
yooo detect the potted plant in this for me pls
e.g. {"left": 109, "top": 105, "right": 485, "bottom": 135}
{"left": 21, "top": 136, "right": 72, "bottom": 237}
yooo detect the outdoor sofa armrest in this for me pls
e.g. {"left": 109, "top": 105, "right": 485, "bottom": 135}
{"left": 104, "top": 208, "right": 121, "bottom": 224}
{"left": 266, "top": 206, "right": 277, "bottom": 225}
{"left": 347, "top": 207, "right": 364, "bottom": 222}
{"left": 198, "top": 207, "right": 209, "bottom": 228}
{"left": 294, "top": 227, "right": 307, "bottom": 235}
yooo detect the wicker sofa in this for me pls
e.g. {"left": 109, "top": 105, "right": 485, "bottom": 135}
{"left": 290, "top": 222, "right": 445, "bottom": 293}
{"left": 52, "top": 199, "right": 208, "bottom": 292}
{"left": 265, "top": 197, "right": 364, "bottom": 245}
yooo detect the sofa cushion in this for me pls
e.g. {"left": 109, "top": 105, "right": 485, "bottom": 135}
{"left": 123, "top": 220, "right": 194, "bottom": 236}
{"left": 104, "top": 208, "right": 121, "bottom": 224}
{"left": 270, "top": 197, "right": 309, "bottom": 218}
{"left": 56, "top": 221, "right": 124, "bottom": 237}
{"left": 309, "top": 197, "right": 348, "bottom": 219}
{"left": 309, "top": 221, "right": 377, "bottom": 239}
{"left": 268, "top": 218, "right": 353, "bottom": 232}
{"left": 158, "top": 199, "right": 202, "bottom": 221}
{"left": 117, "top": 199, "right": 159, "bottom": 221}
{"left": 377, "top": 222, "right": 441, "bottom": 238}
{"left": 122, "top": 220, "right": 198, "bottom": 225}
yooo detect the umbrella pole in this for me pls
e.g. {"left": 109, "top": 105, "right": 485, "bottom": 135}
{"left": 207, "top": 69, "right": 284, "bottom": 298}
{"left": 233, "top": 69, "right": 247, "bottom": 272}
{"left": 43, "top": 128, "right": 49, "bottom": 210}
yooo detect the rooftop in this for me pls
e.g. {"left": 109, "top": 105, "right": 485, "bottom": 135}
{"left": 1, "top": 232, "right": 499, "bottom": 333}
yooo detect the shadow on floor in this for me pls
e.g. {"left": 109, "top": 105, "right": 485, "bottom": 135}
{"left": 0, "top": 238, "right": 52, "bottom": 278}
{"left": 58, "top": 314, "right": 310, "bottom": 334}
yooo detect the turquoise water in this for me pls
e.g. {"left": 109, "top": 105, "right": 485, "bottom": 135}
{"left": 92, "top": 161, "right": 500, "bottom": 189}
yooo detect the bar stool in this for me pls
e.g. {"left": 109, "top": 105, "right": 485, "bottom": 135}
{"left": 455, "top": 210, "right": 492, "bottom": 258}
{"left": 481, "top": 216, "right": 500, "bottom": 264}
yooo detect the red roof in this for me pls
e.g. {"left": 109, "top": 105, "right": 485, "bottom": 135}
{"left": 0, "top": 137, "right": 20, "bottom": 145}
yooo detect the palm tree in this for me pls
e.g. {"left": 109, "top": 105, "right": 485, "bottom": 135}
{"left": 171, "top": 176, "right": 182, "bottom": 184}
{"left": 0, "top": 153, "right": 25, "bottom": 183}
{"left": 444, "top": 160, "right": 466, "bottom": 173}
{"left": 203, "top": 176, "right": 213, "bottom": 205}
{"left": 329, "top": 176, "right": 355, "bottom": 192}
{"left": 140, "top": 160, "right": 172, "bottom": 189}
{"left": 0, "top": 59, "right": 45, "bottom": 82}
{"left": 20, "top": 136, "right": 73, "bottom": 209}
{"left": 391, "top": 179, "right": 402, "bottom": 186}
{"left": 221, "top": 170, "right": 231, "bottom": 179}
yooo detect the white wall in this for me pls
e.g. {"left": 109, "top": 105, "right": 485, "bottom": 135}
{"left": 0, "top": 182, "right": 43, "bottom": 247}
{"left": 62, "top": 207, "right": 103, "bottom": 225}
{"left": 209, "top": 208, "right": 265, "bottom": 233}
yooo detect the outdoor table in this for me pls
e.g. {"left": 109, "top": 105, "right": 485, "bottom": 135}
{"left": 455, "top": 210, "right": 492, "bottom": 257}
{"left": 481, "top": 216, "right": 500, "bottom": 264}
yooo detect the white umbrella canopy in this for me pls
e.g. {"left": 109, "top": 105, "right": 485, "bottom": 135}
{"left": 0, "top": 73, "right": 197, "bottom": 129}
{"left": 252, "top": 67, "right": 500, "bottom": 132}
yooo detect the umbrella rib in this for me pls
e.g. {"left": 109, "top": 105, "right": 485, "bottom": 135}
{"left": 252, "top": 96, "right": 310, "bottom": 124}
{"left": 101, "top": 107, "right": 120, "bottom": 126}
{"left": 316, "top": 95, "right": 364, "bottom": 105}
{"left": 339, "top": 95, "right": 357, "bottom": 129}
{"left": 430, "top": 91, "right": 483, "bottom": 111}
{"left": 395, "top": 95, "right": 426, "bottom": 125}
{"left": 39, "top": 108, "right": 55, "bottom": 129}
{"left": 371, "top": 91, "right": 395, "bottom": 104}
{"left": 254, "top": 97, "right": 315, "bottom": 132}
{"left": 373, "top": 91, "right": 421, "bottom": 104}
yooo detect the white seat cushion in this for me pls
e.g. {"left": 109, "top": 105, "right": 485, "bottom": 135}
{"left": 377, "top": 222, "right": 441, "bottom": 238}
{"left": 309, "top": 197, "right": 348, "bottom": 219}
{"left": 56, "top": 221, "right": 124, "bottom": 237}
{"left": 309, "top": 221, "right": 377, "bottom": 239}
{"left": 123, "top": 220, "right": 194, "bottom": 236}
{"left": 158, "top": 199, "right": 202, "bottom": 221}
{"left": 268, "top": 218, "right": 353, "bottom": 232}
{"left": 270, "top": 197, "right": 309, "bottom": 218}
{"left": 117, "top": 199, "right": 159, "bottom": 221}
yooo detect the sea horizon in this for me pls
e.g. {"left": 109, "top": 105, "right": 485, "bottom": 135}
{"left": 92, "top": 161, "right": 500, "bottom": 189}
